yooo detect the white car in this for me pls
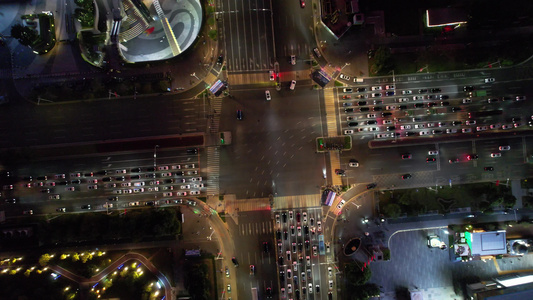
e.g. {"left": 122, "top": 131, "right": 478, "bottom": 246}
{"left": 265, "top": 90, "right": 271, "bottom": 101}
{"left": 414, "top": 124, "right": 425, "bottom": 129}
{"left": 337, "top": 199, "right": 346, "bottom": 209}
{"left": 129, "top": 201, "right": 140, "bottom": 206}
{"left": 290, "top": 55, "right": 296, "bottom": 65}
{"left": 484, "top": 78, "right": 495, "bottom": 83}
{"left": 401, "top": 90, "right": 412, "bottom": 95}
{"left": 400, "top": 125, "right": 412, "bottom": 130}
{"left": 183, "top": 164, "right": 195, "bottom": 169}
{"left": 465, "top": 120, "right": 476, "bottom": 125}
{"left": 193, "top": 183, "right": 204, "bottom": 188}
{"left": 190, "top": 190, "right": 200, "bottom": 195}
{"left": 371, "top": 86, "right": 382, "bottom": 91}
{"left": 177, "top": 191, "right": 187, "bottom": 196}
{"left": 428, "top": 150, "right": 439, "bottom": 155}
{"left": 367, "top": 114, "right": 376, "bottom": 118}
{"left": 413, "top": 96, "right": 424, "bottom": 100}
{"left": 499, "top": 145, "right": 511, "bottom": 151}
{"left": 397, "top": 97, "right": 409, "bottom": 102}
{"left": 446, "top": 128, "right": 457, "bottom": 134}
{"left": 385, "top": 85, "right": 395, "bottom": 90}
{"left": 376, "top": 133, "right": 392, "bottom": 138}
{"left": 385, "top": 105, "right": 396, "bottom": 110}
{"left": 419, "top": 131, "right": 429, "bottom": 136}
{"left": 476, "top": 126, "right": 488, "bottom": 131}
{"left": 344, "top": 129, "right": 354, "bottom": 135}
{"left": 370, "top": 127, "right": 379, "bottom": 131}
{"left": 163, "top": 192, "right": 173, "bottom": 197}
{"left": 348, "top": 160, "right": 359, "bottom": 167}
{"left": 339, "top": 74, "right": 350, "bottom": 80}
{"left": 171, "top": 165, "right": 181, "bottom": 170}
{"left": 161, "top": 172, "right": 172, "bottom": 177}
{"left": 114, "top": 190, "right": 123, "bottom": 194}
{"left": 491, "top": 153, "right": 502, "bottom": 158}
{"left": 290, "top": 80, "right": 296, "bottom": 90}
{"left": 133, "top": 182, "right": 145, "bottom": 187}
{"left": 382, "top": 120, "right": 392, "bottom": 124}
{"left": 180, "top": 185, "right": 191, "bottom": 189}
{"left": 269, "top": 70, "right": 275, "bottom": 81}
{"left": 463, "top": 98, "right": 472, "bottom": 104}
{"left": 49, "top": 194, "right": 60, "bottom": 200}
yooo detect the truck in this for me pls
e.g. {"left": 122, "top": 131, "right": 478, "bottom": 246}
{"left": 468, "top": 90, "right": 487, "bottom": 97}
{"left": 319, "top": 235, "right": 326, "bottom": 255}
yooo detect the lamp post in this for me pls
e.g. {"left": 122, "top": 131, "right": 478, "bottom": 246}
{"left": 153, "top": 145, "right": 159, "bottom": 170}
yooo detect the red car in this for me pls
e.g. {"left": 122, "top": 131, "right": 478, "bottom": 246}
{"left": 300, "top": 0, "right": 305, "bottom": 8}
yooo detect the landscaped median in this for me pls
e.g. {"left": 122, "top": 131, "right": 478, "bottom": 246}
{"left": 316, "top": 136, "right": 352, "bottom": 153}
{"left": 378, "top": 182, "right": 516, "bottom": 219}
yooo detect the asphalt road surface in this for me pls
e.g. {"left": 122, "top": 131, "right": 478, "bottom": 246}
{"left": 218, "top": 85, "right": 325, "bottom": 198}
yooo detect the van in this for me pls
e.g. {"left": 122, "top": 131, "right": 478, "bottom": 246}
{"left": 290, "top": 80, "right": 296, "bottom": 90}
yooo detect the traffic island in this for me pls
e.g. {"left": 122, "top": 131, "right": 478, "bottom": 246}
{"left": 344, "top": 237, "right": 361, "bottom": 257}
{"left": 316, "top": 136, "right": 352, "bottom": 153}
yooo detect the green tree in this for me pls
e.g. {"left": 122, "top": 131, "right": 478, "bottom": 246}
{"left": 383, "top": 203, "right": 401, "bottom": 218}
{"left": 11, "top": 24, "right": 38, "bottom": 46}
{"left": 370, "top": 47, "right": 393, "bottom": 76}
{"left": 345, "top": 261, "right": 371, "bottom": 286}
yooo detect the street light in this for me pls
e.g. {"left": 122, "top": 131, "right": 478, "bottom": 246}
{"left": 153, "top": 145, "right": 159, "bottom": 170}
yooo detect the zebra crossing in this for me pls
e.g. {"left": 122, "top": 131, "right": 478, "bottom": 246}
{"left": 206, "top": 146, "right": 220, "bottom": 196}
{"left": 238, "top": 221, "right": 274, "bottom": 236}
{"left": 209, "top": 97, "right": 222, "bottom": 134}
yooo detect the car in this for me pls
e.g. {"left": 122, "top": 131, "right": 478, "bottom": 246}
{"left": 382, "top": 112, "right": 393, "bottom": 117}
{"left": 385, "top": 105, "right": 396, "bottom": 110}
{"left": 336, "top": 199, "right": 346, "bottom": 210}
{"left": 342, "top": 95, "right": 351, "bottom": 99}
{"left": 293, "top": 261, "right": 298, "bottom": 272}
{"left": 317, "top": 221, "right": 322, "bottom": 232}
{"left": 451, "top": 107, "right": 462, "bottom": 112}
{"left": 491, "top": 153, "right": 502, "bottom": 158}
{"left": 467, "top": 154, "right": 479, "bottom": 160}
{"left": 451, "top": 121, "right": 462, "bottom": 126}
{"left": 339, "top": 73, "right": 350, "bottom": 80}
{"left": 176, "top": 191, "right": 187, "bottom": 196}
{"left": 372, "top": 93, "right": 382, "bottom": 98}
{"left": 163, "top": 192, "right": 173, "bottom": 197}
{"left": 23, "top": 210, "right": 34, "bottom": 215}
{"left": 236, "top": 109, "right": 243, "bottom": 120}
{"left": 401, "top": 90, "right": 412, "bottom": 95}
{"left": 344, "top": 108, "right": 354, "bottom": 113}
{"left": 441, "top": 101, "right": 450, "bottom": 106}
{"left": 484, "top": 78, "right": 495, "bottom": 83}
{"left": 463, "top": 98, "right": 472, "bottom": 104}
{"left": 344, "top": 129, "right": 354, "bottom": 135}
{"left": 265, "top": 90, "right": 271, "bottom": 101}
{"left": 121, "top": 182, "right": 131, "bottom": 187}
{"left": 426, "top": 157, "right": 436, "bottom": 163}
{"left": 281, "top": 288, "right": 285, "bottom": 296}
{"left": 484, "top": 167, "right": 494, "bottom": 171}
{"left": 88, "top": 185, "right": 98, "bottom": 190}
{"left": 216, "top": 54, "right": 224, "bottom": 65}
{"left": 413, "top": 96, "right": 423, "bottom": 101}
{"left": 414, "top": 103, "right": 424, "bottom": 108}
{"left": 465, "top": 120, "right": 476, "bottom": 125}
{"left": 502, "top": 124, "right": 513, "bottom": 130}
{"left": 357, "top": 100, "right": 367, "bottom": 106}
{"left": 487, "top": 98, "right": 499, "bottom": 103}
{"left": 490, "top": 123, "right": 502, "bottom": 129}
{"left": 81, "top": 204, "right": 91, "bottom": 210}
{"left": 250, "top": 264, "right": 255, "bottom": 275}
{"left": 367, "top": 120, "right": 377, "bottom": 125}
{"left": 348, "top": 122, "right": 359, "bottom": 127}
{"left": 449, "top": 158, "right": 460, "bottom": 164}
{"left": 400, "top": 125, "right": 411, "bottom": 130}
{"left": 343, "top": 88, "right": 353, "bottom": 93}
{"left": 382, "top": 120, "right": 392, "bottom": 125}
{"left": 288, "top": 284, "right": 293, "bottom": 294}
{"left": 312, "top": 245, "right": 318, "bottom": 256}
{"left": 385, "top": 91, "right": 395, "bottom": 96}
{"left": 462, "top": 128, "right": 472, "bottom": 133}
{"left": 433, "top": 129, "right": 443, "bottom": 135}
{"left": 371, "top": 86, "right": 382, "bottom": 91}
{"left": 385, "top": 85, "right": 395, "bottom": 90}
{"left": 348, "top": 159, "right": 359, "bottom": 167}
{"left": 313, "top": 47, "right": 321, "bottom": 57}
{"left": 499, "top": 145, "right": 511, "bottom": 151}
{"left": 502, "top": 96, "right": 513, "bottom": 101}
{"left": 446, "top": 128, "right": 458, "bottom": 134}
{"left": 290, "top": 55, "right": 296, "bottom": 65}
{"left": 181, "top": 184, "right": 191, "bottom": 189}
{"left": 291, "top": 225, "right": 295, "bottom": 235}
{"left": 231, "top": 257, "right": 239, "bottom": 266}
{"left": 290, "top": 80, "right": 296, "bottom": 90}
{"left": 65, "top": 187, "right": 75, "bottom": 191}
{"left": 269, "top": 70, "right": 275, "bottom": 81}
{"left": 516, "top": 96, "right": 526, "bottom": 101}
{"left": 56, "top": 207, "right": 66, "bottom": 212}
{"left": 190, "top": 190, "right": 201, "bottom": 195}
{"left": 431, "top": 88, "right": 442, "bottom": 93}
{"left": 414, "top": 124, "right": 425, "bottom": 129}
{"left": 464, "top": 86, "right": 474, "bottom": 92}
{"left": 476, "top": 126, "right": 488, "bottom": 131}
{"left": 419, "top": 131, "right": 429, "bottom": 136}
{"left": 401, "top": 174, "right": 412, "bottom": 180}
{"left": 329, "top": 280, "right": 334, "bottom": 290}
{"left": 227, "top": 284, "right": 231, "bottom": 293}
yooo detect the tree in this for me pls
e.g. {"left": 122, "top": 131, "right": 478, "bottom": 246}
{"left": 11, "top": 24, "right": 38, "bottom": 46}
{"left": 383, "top": 203, "right": 401, "bottom": 218}
{"left": 345, "top": 261, "right": 371, "bottom": 286}
{"left": 39, "top": 253, "right": 51, "bottom": 267}
{"left": 370, "top": 47, "right": 393, "bottom": 76}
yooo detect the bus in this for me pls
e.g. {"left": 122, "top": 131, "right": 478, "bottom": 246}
{"left": 319, "top": 235, "right": 326, "bottom": 255}
{"left": 251, "top": 287, "right": 258, "bottom": 300}
{"left": 468, "top": 110, "right": 503, "bottom": 118}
